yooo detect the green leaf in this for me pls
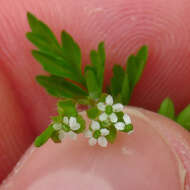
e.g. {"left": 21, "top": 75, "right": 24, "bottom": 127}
{"left": 126, "top": 46, "right": 148, "bottom": 90}
{"left": 27, "top": 12, "right": 85, "bottom": 85}
{"left": 121, "top": 73, "right": 131, "bottom": 105}
{"left": 158, "top": 98, "right": 175, "bottom": 120}
{"left": 107, "top": 45, "right": 148, "bottom": 105}
{"left": 176, "top": 104, "right": 190, "bottom": 131}
{"left": 87, "top": 107, "right": 99, "bottom": 119}
{"left": 57, "top": 100, "right": 77, "bottom": 117}
{"left": 36, "top": 75, "right": 87, "bottom": 98}
{"left": 126, "top": 55, "right": 137, "bottom": 89}
{"left": 110, "top": 65, "right": 125, "bottom": 98}
{"left": 51, "top": 131, "right": 61, "bottom": 143}
{"left": 34, "top": 125, "right": 54, "bottom": 147}
{"left": 93, "top": 130, "right": 101, "bottom": 139}
{"left": 74, "top": 115, "right": 86, "bottom": 133}
{"left": 85, "top": 42, "right": 105, "bottom": 99}
{"left": 106, "top": 125, "right": 117, "bottom": 143}
{"left": 122, "top": 124, "right": 133, "bottom": 133}
{"left": 33, "top": 50, "right": 83, "bottom": 82}
{"left": 90, "top": 42, "right": 105, "bottom": 88}
{"left": 61, "top": 31, "right": 85, "bottom": 85}
{"left": 27, "top": 13, "right": 61, "bottom": 57}
{"left": 85, "top": 68, "right": 100, "bottom": 99}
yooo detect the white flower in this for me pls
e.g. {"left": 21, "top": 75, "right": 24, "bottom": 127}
{"left": 58, "top": 130, "right": 65, "bottom": 140}
{"left": 97, "top": 95, "right": 124, "bottom": 124}
{"left": 91, "top": 120, "right": 101, "bottom": 130}
{"left": 98, "top": 136, "right": 108, "bottom": 147}
{"left": 66, "top": 131, "right": 77, "bottom": 140}
{"left": 112, "top": 103, "right": 124, "bottom": 112}
{"left": 85, "top": 120, "right": 110, "bottom": 148}
{"left": 100, "top": 128, "right": 110, "bottom": 136}
{"left": 99, "top": 113, "right": 108, "bottom": 121}
{"left": 123, "top": 114, "right": 131, "bottom": 125}
{"left": 115, "top": 122, "right": 125, "bottom": 130}
{"left": 97, "top": 102, "right": 106, "bottom": 111}
{"left": 63, "top": 116, "right": 69, "bottom": 125}
{"left": 53, "top": 123, "right": 62, "bottom": 130}
{"left": 58, "top": 130, "right": 77, "bottom": 141}
{"left": 88, "top": 136, "right": 108, "bottom": 147}
{"left": 89, "top": 137, "right": 97, "bottom": 146}
{"left": 69, "top": 117, "right": 80, "bottom": 131}
{"left": 84, "top": 130, "right": 93, "bottom": 138}
{"left": 105, "top": 95, "right": 113, "bottom": 105}
{"left": 109, "top": 113, "right": 118, "bottom": 123}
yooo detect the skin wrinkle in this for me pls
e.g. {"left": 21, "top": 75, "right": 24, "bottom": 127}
{"left": 0, "top": 70, "right": 35, "bottom": 182}
{"left": 126, "top": 107, "right": 190, "bottom": 189}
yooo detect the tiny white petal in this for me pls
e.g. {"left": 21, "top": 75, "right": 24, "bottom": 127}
{"left": 99, "top": 113, "right": 108, "bottom": 121}
{"left": 97, "top": 102, "right": 106, "bottom": 111}
{"left": 70, "top": 123, "right": 80, "bottom": 131}
{"left": 112, "top": 103, "right": 124, "bottom": 112}
{"left": 67, "top": 131, "right": 77, "bottom": 140}
{"left": 58, "top": 130, "right": 65, "bottom": 140}
{"left": 109, "top": 113, "right": 118, "bottom": 123}
{"left": 100, "top": 128, "right": 110, "bottom": 136}
{"left": 63, "top": 116, "right": 69, "bottom": 125}
{"left": 128, "top": 130, "right": 134, "bottom": 135}
{"left": 105, "top": 95, "right": 113, "bottom": 105}
{"left": 84, "top": 130, "right": 93, "bottom": 138}
{"left": 91, "top": 120, "right": 100, "bottom": 130}
{"left": 89, "top": 137, "right": 97, "bottom": 146}
{"left": 115, "top": 122, "right": 125, "bottom": 130}
{"left": 53, "top": 123, "right": 62, "bottom": 130}
{"left": 98, "top": 136, "right": 108, "bottom": 147}
{"left": 69, "top": 117, "right": 77, "bottom": 128}
{"left": 123, "top": 114, "right": 131, "bottom": 125}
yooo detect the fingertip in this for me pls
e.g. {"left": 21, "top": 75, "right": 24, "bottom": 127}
{"left": 1, "top": 108, "right": 189, "bottom": 189}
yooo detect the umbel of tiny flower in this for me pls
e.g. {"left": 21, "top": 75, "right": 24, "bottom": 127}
{"left": 53, "top": 116, "right": 81, "bottom": 141}
{"left": 84, "top": 120, "right": 110, "bottom": 147}
{"left": 97, "top": 95, "right": 132, "bottom": 131}
{"left": 85, "top": 95, "right": 133, "bottom": 147}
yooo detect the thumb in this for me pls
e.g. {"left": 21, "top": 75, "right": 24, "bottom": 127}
{"left": 1, "top": 108, "right": 190, "bottom": 190}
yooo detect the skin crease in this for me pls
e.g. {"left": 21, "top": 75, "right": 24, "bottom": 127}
{"left": 0, "top": 0, "right": 189, "bottom": 189}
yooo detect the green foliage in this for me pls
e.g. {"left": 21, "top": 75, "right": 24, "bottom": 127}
{"left": 85, "top": 42, "right": 105, "bottom": 99}
{"left": 158, "top": 98, "right": 175, "bottom": 120}
{"left": 27, "top": 12, "right": 85, "bottom": 88}
{"left": 75, "top": 115, "right": 86, "bottom": 133}
{"left": 57, "top": 100, "right": 78, "bottom": 117}
{"left": 36, "top": 75, "right": 87, "bottom": 99}
{"left": 110, "top": 65, "right": 125, "bottom": 98}
{"left": 109, "top": 46, "right": 148, "bottom": 105}
{"left": 87, "top": 107, "right": 99, "bottom": 119}
{"left": 176, "top": 105, "right": 190, "bottom": 131}
{"left": 106, "top": 125, "right": 117, "bottom": 143}
{"left": 122, "top": 124, "right": 133, "bottom": 133}
{"left": 85, "top": 67, "right": 101, "bottom": 99}
{"left": 158, "top": 98, "right": 190, "bottom": 131}
{"left": 126, "top": 46, "right": 148, "bottom": 90}
{"left": 34, "top": 125, "right": 54, "bottom": 147}
{"left": 121, "top": 73, "right": 131, "bottom": 105}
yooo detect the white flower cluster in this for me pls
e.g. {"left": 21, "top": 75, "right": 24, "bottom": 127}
{"left": 98, "top": 95, "right": 132, "bottom": 130}
{"left": 52, "top": 116, "right": 81, "bottom": 141}
{"left": 84, "top": 120, "right": 110, "bottom": 147}
{"left": 84, "top": 95, "right": 133, "bottom": 147}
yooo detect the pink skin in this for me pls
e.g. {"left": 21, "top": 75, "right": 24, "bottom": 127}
{"left": 1, "top": 108, "right": 190, "bottom": 189}
{"left": 0, "top": 0, "right": 190, "bottom": 189}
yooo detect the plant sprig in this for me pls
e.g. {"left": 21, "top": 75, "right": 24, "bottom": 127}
{"left": 29, "top": 12, "right": 190, "bottom": 148}
{"left": 158, "top": 98, "right": 190, "bottom": 131}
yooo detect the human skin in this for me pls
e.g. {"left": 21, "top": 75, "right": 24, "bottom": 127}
{"left": 0, "top": 0, "right": 190, "bottom": 189}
